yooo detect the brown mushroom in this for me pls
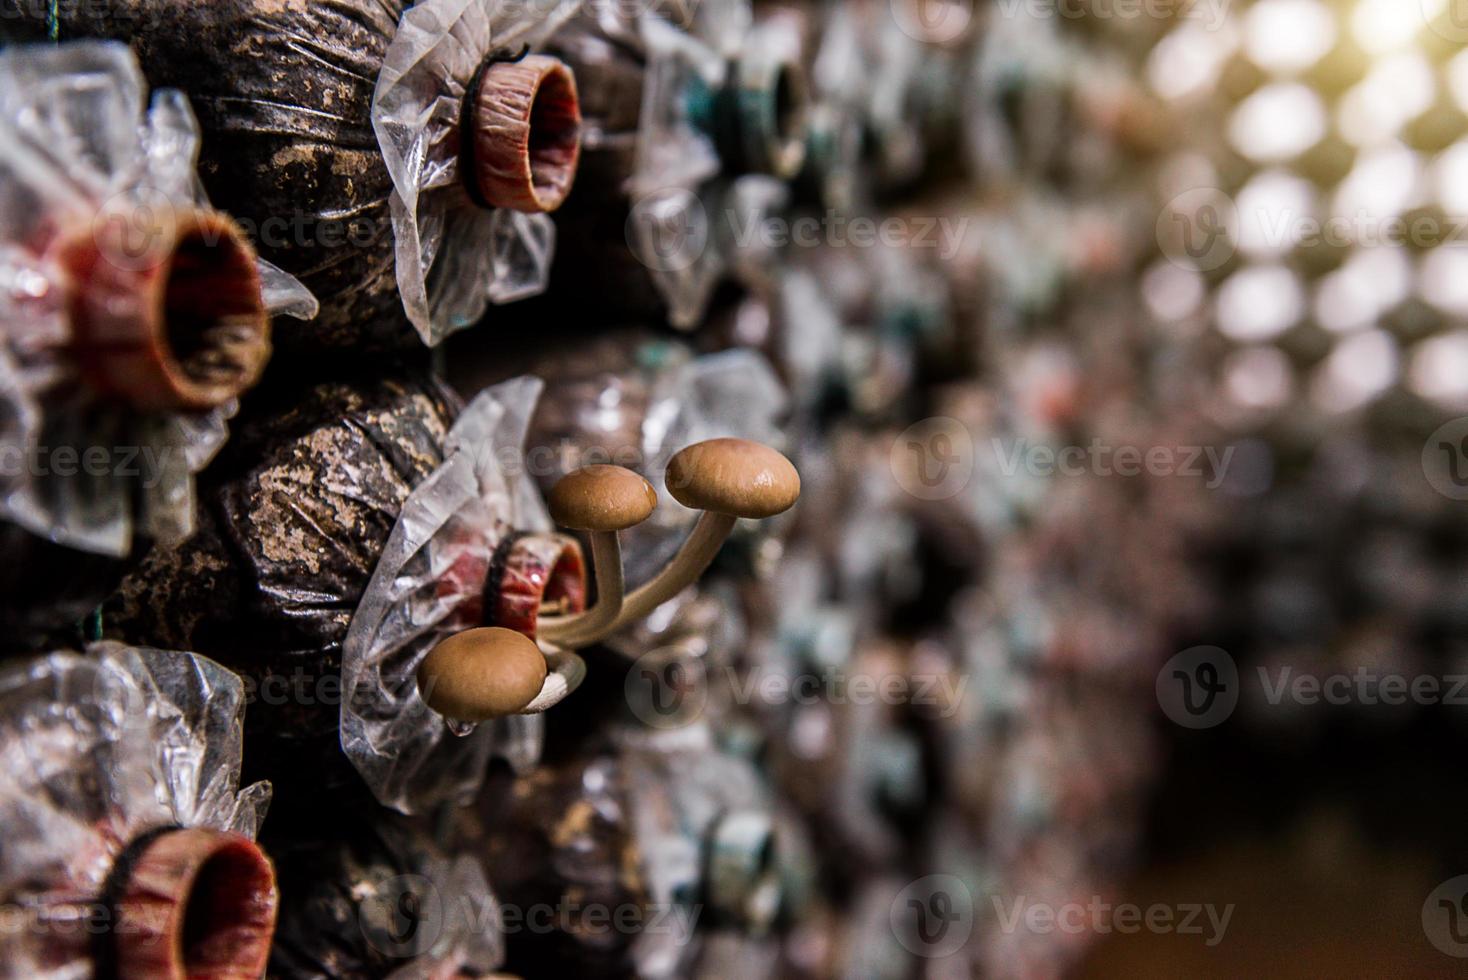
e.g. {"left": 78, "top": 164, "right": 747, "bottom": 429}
{"left": 602, "top": 438, "right": 799, "bottom": 635}
{"left": 416, "top": 627, "right": 548, "bottom": 722}
{"left": 538, "top": 465, "right": 657, "bottom": 647}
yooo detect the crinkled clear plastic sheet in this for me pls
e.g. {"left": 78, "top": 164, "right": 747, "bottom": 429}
{"left": 630, "top": 16, "right": 725, "bottom": 196}
{"left": 864, "top": 12, "right": 928, "bottom": 185}
{"left": 813, "top": 4, "right": 929, "bottom": 190}
{"left": 268, "top": 809, "right": 502, "bottom": 979}
{"left": 549, "top": 2, "right": 755, "bottom": 326}
{"left": 625, "top": 178, "right": 725, "bottom": 330}
{"left": 636, "top": 348, "right": 790, "bottom": 584}
{"left": 777, "top": 266, "right": 847, "bottom": 413}
{"left": 373, "top": 0, "right": 585, "bottom": 344}
{"left": 342, "top": 377, "right": 558, "bottom": 815}
{"left": 0, "top": 642, "right": 269, "bottom": 980}
{"left": 561, "top": 0, "right": 742, "bottom": 191}
{"left": 722, "top": 175, "right": 792, "bottom": 295}
{"left": 606, "top": 585, "right": 745, "bottom": 685}
{"left": 625, "top": 9, "right": 747, "bottom": 327}
{"left": 478, "top": 751, "right": 650, "bottom": 973}
{"left": 0, "top": 42, "right": 317, "bottom": 557}
{"left": 384, "top": 854, "right": 504, "bottom": 980}
{"left": 683, "top": 0, "right": 750, "bottom": 62}
{"left": 634, "top": 176, "right": 792, "bottom": 333}
{"left": 621, "top": 737, "right": 772, "bottom": 978}
{"left": 811, "top": 6, "right": 876, "bottom": 184}
{"left": 966, "top": 7, "right": 1075, "bottom": 186}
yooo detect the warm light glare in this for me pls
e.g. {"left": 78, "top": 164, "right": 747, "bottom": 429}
{"left": 1245, "top": 0, "right": 1336, "bottom": 74}
{"left": 1434, "top": 139, "right": 1468, "bottom": 213}
{"left": 1230, "top": 84, "right": 1328, "bottom": 162}
{"left": 1224, "top": 345, "right": 1294, "bottom": 410}
{"left": 1420, "top": 246, "right": 1468, "bottom": 314}
{"left": 1148, "top": 23, "right": 1237, "bottom": 101}
{"left": 1217, "top": 264, "right": 1306, "bottom": 341}
{"left": 1449, "top": 48, "right": 1468, "bottom": 114}
{"left": 1315, "top": 268, "right": 1376, "bottom": 334}
{"left": 1312, "top": 329, "right": 1400, "bottom": 412}
{"left": 1236, "top": 170, "right": 1316, "bottom": 257}
{"left": 1314, "top": 249, "right": 1411, "bottom": 333}
{"left": 1409, "top": 330, "right": 1468, "bottom": 405}
{"left": 1141, "top": 260, "right": 1206, "bottom": 322}
{"left": 1332, "top": 143, "right": 1423, "bottom": 223}
{"left": 1337, "top": 53, "right": 1436, "bottom": 147}
{"left": 1352, "top": 0, "right": 1439, "bottom": 56}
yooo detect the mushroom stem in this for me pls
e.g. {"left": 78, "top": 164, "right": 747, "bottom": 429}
{"left": 539, "top": 464, "right": 656, "bottom": 647}
{"left": 597, "top": 511, "right": 737, "bottom": 640}
{"left": 537, "top": 529, "right": 624, "bottom": 646}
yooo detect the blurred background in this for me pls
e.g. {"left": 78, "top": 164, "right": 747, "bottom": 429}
{"left": 1022, "top": 0, "right": 1468, "bottom": 974}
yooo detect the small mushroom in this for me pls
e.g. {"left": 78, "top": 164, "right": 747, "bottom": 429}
{"left": 602, "top": 438, "right": 799, "bottom": 636}
{"left": 416, "top": 627, "right": 548, "bottom": 723}
{"left": 538, "top": 465, "right": 657, "bottom": 647}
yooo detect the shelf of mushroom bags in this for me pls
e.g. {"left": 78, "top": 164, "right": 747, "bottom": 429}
{"left": 0, "top": 43, "right": 318, "bottom": 658}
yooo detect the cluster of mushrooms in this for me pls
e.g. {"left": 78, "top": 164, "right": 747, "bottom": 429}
{"left": 418, "top": 437, "right": 801, "bottom": 722}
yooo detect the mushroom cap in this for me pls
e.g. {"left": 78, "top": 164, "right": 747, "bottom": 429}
{"left": 665, "top": 438, "right": 800, "bottom": 519}
{"left": 416, "top": 627, "right": 548, "bottom": 722}
{"left": 548, "top": 465, "right": 658, "bottom": 531}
